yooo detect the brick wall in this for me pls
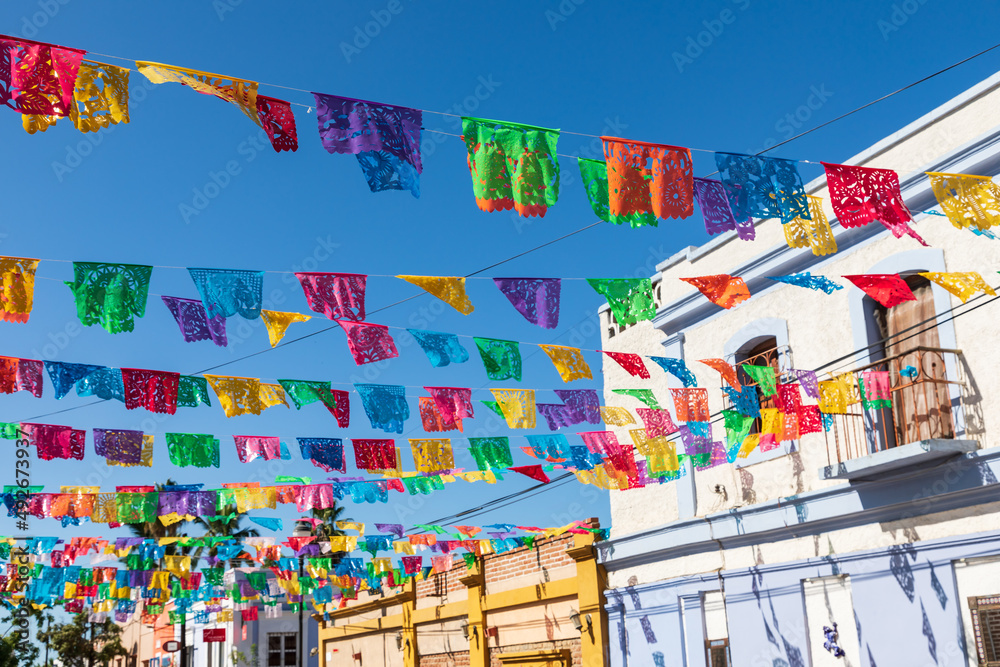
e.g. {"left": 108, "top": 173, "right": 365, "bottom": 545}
{"left": 421, "top": 650, "right": 471, "bottom": 667}
{"left": 490, "top": 639, "right": 582, "bottom": 667}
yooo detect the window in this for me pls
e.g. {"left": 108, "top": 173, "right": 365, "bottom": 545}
{"left": 268, "top": 632, "right": 298, "bottom": 667}
{"left": 735, "top": 337, "right": 780, "bottom": 436}
{"left": 871, "top": 275, "right": 954, "bottom": 445}
{"left": 970, "top": 595, "right": 1000, "bottom": 665}
{"left": 702, "top": 591, "right": 732, "bottom": 667}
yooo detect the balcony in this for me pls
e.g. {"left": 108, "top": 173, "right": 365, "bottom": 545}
{"left": 819, "top": 346, "right": 979, "bottom": 481}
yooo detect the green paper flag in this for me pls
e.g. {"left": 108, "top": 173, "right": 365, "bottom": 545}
{"left": 474, "top": 337, "right": 522, "bottom": 381}
{"left": 742, "top": 365, "right": 777, "bottom": 397}
{"left": 468, "top": 437, "right": 513, "bottom": 471}
{"left": 857, "top": 378, "right": 892, "bottom": 410}
{"left": 587, "top": 278, "right": 655, "bottom": 327}
{"left": 462, "top": 117, "right": 560, "bottom": 218}
{"left": 462, "top": 553, "right": 477, "bottom": 569}
{"left": 612, "top": 388, "right": 661, "bottom": 409}
{"left": 578, "top": 157, "right": 657, "bottom": 228}
{"left": 177, "top": 375, "right": 212, "bottom": 408}
{"left": 278, "top": 379, "right": 337, "bottom": 411}
{"left": 165, "top": 433, "right": 220, "bottom": 468}
{"left": 722, "top": 409, "right": 754, "bottom": 451}
{"left": 65, "top": 262, "right": 152, "bottom": 334}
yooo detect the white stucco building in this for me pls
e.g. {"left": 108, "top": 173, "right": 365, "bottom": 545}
{"left": 597, "top": 72, "right": 1000, "bottom": 666}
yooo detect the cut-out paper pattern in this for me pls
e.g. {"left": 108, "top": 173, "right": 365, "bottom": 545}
{"left": 0, "top": 357, "right": 43, "bottom": 397}
{"left": 792, "top": 369, "right": 819, "bottom": 399}
{"left": 822, "top": 162, "right": 925, "bottom": 245}
{"left": 277, "top": 379, "right": 340, "bottom": 418}
{"left": 817, "top": 375, "right": 859, "bottom": 413}
{"left": 22, "top": 423, "right": 85, "bottom": 461}
{"left": 557, "top": 389, "right": 601, "bottom": 424}
{"left": 188, "top": 268, "right": 264, "bottom": 320}
{"left": 419, "top": 397, "right": 462, "bottom": 432}
{"left": 352, "top": 439, "right": 398, "bottom": 472}
{"left": 491, "top": 389, "right": 536, "bottom": 429}
{"left": 723, "top": 410, "right": 754, "bottom": 452}
{"left": 0, "top": 37, "right": 85, "bottom": 116}
{"left": 468, "top": 437, "right": 512, "bottom": 472}
{"left": 397, "top": 276, "right": 475, "bottom": 315}
{"left": 842, "top": 274, "right": 916, "bottom": 308}
{"left": 493, "top": 277, "right": 561, "bottom": 328}
{"left": 670, "top": 388, "right": 710, "bottom": 422}
{"left": 611, "top": 388, "right": 661, "bottom": 410}
{"left": 44, "top": 362, "right": 102, "bottom": 400}
{"left": 680, "top": 275, "right": 750, "bottom": 309}
{"left": 510, "top": 465, "right": 550, "bottom": 483}
{"left": 742, "top": 364, "right": 776, "bottom": 397}
{"left": 714, "top": 153, "right": 809, "bottom": 223}
{"left": 355, "top": 384, "right": 409, "bottom": 434}
{"left": 425, "top": 387, "right": 474, "bottom": 423}
{"left": 636, "top": 408, "right": 678, "bottom": 439}
{"left": 523, "top": 434, "right": 570, "bottom": 461}
{"left": 410, "top": 439, "right": 454, "bottom": 474}
{"left": 255, "top": 94, "right": 297, "bottom": 153}
{"left": 600, "top": 406, "right": 635, "bottom": 426}
{"left": 0, "top": 256, "right": 39, "bottom": 323}
{"left": 474, "top": 337, "right": 522, "bottom": 381}
{"left": 578, "top": 157, "right": 657, "bottom": 228}
{"left": 76, "top": 367, "right": 124, "bottom": 402}
{"left": 919, "top": 272, "right": 996, "bottom": 303}
{"left": 859, "top": 371, "right": 892, "bottom": 410}
{"left": 539, "top": 345, "right": 592, "bottom": 382}
{"left": 296, "top": 272, "right": 366, "bottom": 321}
{"left": 233, "top": 436, "right": 287, "bottom": 463}
{"left": 775, "top": 383, "right": 802, "bottom": 415}
{"left": 312, "top": 94, "right": 422, "bottom": 199}
{"left": 259, "top": 383, "right": 288, "bottom": 411}
{"left": 462, "top": 117, "right": 560, "bottom": 217}
{"left": 24, "top": 60, "right": 130, "bottom": 135}
{"left": 105, "top": 434, "right": 153, "bottom": 468}
{"left": 767, "top": 272, "right": 842, "bottom": 295}
{"left": 204, "top": 375, "right": 264, "bottom": 418}
{"left": 782, "top": 195, "right": 837, "bottom": 256}
{"left": 588, "top": 278, "right": 655, "bottom": 326}
{"left": 66, "top": 262, "right": 152, "bottom": 334}
{"left": 602, "top": 137, "right": 693, "bottom": 220}
{"left": 161, "top": 296, "right": 227, "bottom": 347}
{"left": 93, "top": 428, "right": 142, "bottom": 465}
{"left": 604, "top": 351, "right": 650, "bottom": 378}
{"left": 648, "top": 357, "right": 698, "bottom": 387}
{"left": 408, "top": 329, "right": 469, "bottom": 367}
{"left": 698, "top": 358, "right": 741, "bottom": 390}
{"left": 260, "top": 310, "right": 311, "bottom": 347}
{"left": 925, "top": 171, "right": 1000, "bottom": 231}
{"left": 337, "top": 320, "right": 399, "bottom": 365}
{"left": 693, "top": 177, "right": 754, "bottom": 239}
{"left": 297, "top": 438, "right": 345, "bottom": 473}
{"left": 121, "top": 368, "right": 179, "bottom": 415}
{"left": 165, "top": 433, "right": 220, "bottom": 468}
{"left": 136, "top": 61, "right": 259, "bottom": 123}
{"left": 177, "top": 375, "right": 211, "bottom": 408}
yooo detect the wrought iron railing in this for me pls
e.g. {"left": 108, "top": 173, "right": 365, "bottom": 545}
{"left": 822, "top": 346, "right": 967, "bottom": 467}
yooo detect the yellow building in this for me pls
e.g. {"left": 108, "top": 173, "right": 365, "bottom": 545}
{"left": 316, "top": 519, "right": 607, "bottom": 667}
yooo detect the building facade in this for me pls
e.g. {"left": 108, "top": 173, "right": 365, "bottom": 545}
{"left": 315, "top": 520, "right": 607, "bottom": 667}
{"left": 597, "top": 73, "right": 1000, "bottom": 666}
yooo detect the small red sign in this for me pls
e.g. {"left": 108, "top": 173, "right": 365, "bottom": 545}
{"left": 203, "top": 628, "right": 226, "bottom": 643}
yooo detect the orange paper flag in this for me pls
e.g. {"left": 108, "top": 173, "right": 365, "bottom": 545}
{"left": 681, "top": 275, "right": 750, "bottom": 309}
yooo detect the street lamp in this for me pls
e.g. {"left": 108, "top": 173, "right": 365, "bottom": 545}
{"left": 292, "top": 520, "right": 314, "bottom": 667}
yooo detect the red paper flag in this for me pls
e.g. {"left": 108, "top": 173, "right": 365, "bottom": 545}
{"left": 509, "top": 465, "right": 550, "bottom": 483}
{"left": 842, "top": 274, "right": 916, "bottom": 308}
{"left": 255, "top": 94, "right": 297, "bottom": 153}
{"left": 821, "top": 162, "right": 926, "bottom": 245}
{"left": 603, "top": 351, "right": 650, "bottom": 378}
{"left": 337, "top": 320, "right": 399, "bottom": 365}
{"left": 680, "top": 275, "right": 751, "bottom": 309}
{"left": 120, "top": 368, "right": 180, "bottom": 414}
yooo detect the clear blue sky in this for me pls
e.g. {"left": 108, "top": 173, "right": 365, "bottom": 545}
{"left": 1, "top": 1, "right": 998, "bottom": 545}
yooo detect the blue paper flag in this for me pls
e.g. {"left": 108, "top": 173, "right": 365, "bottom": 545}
{"left": 187, "top": 268, "right": 264, "bottom": 320}
{"left": 649, "top": 357, "right": 698, "bottom": 387}
{"left": 768, "top": 272, "right": 843, "bottom": 295}
{"left": 44, "top": 362, "right": 104, "bottom": 400}
{"left": 248, "top": 517, "right": 283, "bottom": 531}
{"left": 355, "top": 384, "right": 410, "bottom": 434}
{"left": 407, "top": 329, "right": 469, "bottom": 367}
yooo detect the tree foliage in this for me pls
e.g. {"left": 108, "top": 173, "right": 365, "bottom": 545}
{"left": 37, "top": 613, "right": 127, "bottom": 667}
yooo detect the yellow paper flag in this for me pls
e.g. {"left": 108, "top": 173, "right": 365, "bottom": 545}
{"left": 919, "top": 272, "right": 996, "bottom": 303}
{"left": 398, "top": 276, "right": 475, "bottom": 314}
{"left": 491, "top": 389, "right": 536, "bottom": 429}
{"left": 136, "top": 61, "right": 259, "bottom": 124}
{"left": 539, "top": 344, "right": 592, "bottom": 382}
{"left": 260, "top": 310, "right": 312, "bottom": 347}
{"left": 0, "top": 257, "right": 39, "bottom": 323}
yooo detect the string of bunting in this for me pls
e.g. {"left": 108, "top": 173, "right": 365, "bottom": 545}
{"left": 0, "top": 34, "right": 998, "bottom": 242}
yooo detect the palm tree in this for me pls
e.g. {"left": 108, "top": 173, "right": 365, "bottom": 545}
{"left": 194, "top": 504, "right": 260, "bottom": 568}
{"left": 310, "top": 501, "right": 350, "bottom": 567}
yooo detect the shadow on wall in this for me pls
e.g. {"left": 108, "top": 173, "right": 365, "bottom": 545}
{"left": 957, "top": 354, "right": 985, "bottom": 447}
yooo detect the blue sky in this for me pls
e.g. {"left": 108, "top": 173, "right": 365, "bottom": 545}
{"left": 1, "top": 1, "right": 998, "bottom": 546}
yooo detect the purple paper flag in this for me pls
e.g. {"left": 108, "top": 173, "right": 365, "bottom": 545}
{"left": 93, "top": 428, "right": 143, "bottom": 464}
{"left": 693, "top": 177, "right": 755, "bottom": 240}
{"left": 162, "top": 296, "right": 227, "bottom": 347}
{"left": 493, "top": 278, "right": 561, "bottom": 329}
